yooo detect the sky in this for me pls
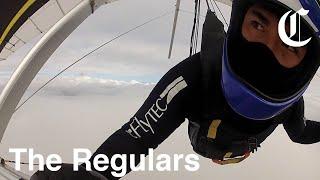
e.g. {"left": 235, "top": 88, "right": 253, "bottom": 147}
{"left": 0, "top": 0, "right": 320, "bottom": 179}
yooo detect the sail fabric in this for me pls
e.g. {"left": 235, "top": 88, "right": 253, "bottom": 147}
{"left": 0, "top": 0, "right": 83, "bottom": 61}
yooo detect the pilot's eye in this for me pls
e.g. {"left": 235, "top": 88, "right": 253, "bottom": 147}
{"left": 251, "top": 21, "right": 264, "bottom": 31}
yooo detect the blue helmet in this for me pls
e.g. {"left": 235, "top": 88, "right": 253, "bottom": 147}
{"left": 222, "top": 0, "right": 320, "bottom": 120}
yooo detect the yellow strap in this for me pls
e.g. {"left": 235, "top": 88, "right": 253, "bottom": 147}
{"left": 212, "top": 152, "right": 251, "bottom": 165}
{"left": 224, "top": 152, "right": 233, "bottom": 158}
{"left": 0, "top": 0, "right": 36, "bottom": 45}
{"left": 207, "top": 119, "right": 221, "bottom": 139}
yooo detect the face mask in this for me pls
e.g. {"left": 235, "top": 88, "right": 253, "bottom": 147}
{"left": 227, "top": 34, "right": 308, "bottom": 99}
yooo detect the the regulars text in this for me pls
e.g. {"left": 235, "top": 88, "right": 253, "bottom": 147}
{"left": 9, "top": 148, "right": 200, "bottom": 177}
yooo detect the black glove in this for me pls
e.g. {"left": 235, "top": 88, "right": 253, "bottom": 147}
{"left": 30, "top": 163, "right": 107, "bottom": 180}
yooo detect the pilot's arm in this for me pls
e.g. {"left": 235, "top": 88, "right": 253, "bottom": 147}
{"left": 283, "top": 97, "right": 320, "bottom": 144}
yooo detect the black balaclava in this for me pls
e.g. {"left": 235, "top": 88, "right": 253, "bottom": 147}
{"left": 226, "top": 0, "right": 320, "bottom": 101}
{"left": 228, "top": 30, "right": 311, "bottom": 99}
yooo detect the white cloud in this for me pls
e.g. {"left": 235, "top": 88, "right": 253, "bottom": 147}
{"left": 40, "top": 75, "right": 155, "bottom": 96}
{"left": 0, "top": 74, "right": 155, "bottom": 99}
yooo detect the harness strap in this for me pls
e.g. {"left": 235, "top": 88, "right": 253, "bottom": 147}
{"left": 212, "top": 152, "right": 251, "bottom": 165}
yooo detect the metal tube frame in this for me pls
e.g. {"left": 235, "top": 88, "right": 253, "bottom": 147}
{"left": 0, "top": 0, "right": 119, "bottom": 179}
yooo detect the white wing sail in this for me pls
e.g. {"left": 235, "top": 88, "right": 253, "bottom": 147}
{"left": 0, "top": 0, "right": 84, "bottom": 61}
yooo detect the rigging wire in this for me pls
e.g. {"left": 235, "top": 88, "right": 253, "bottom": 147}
{"left": 193, "top": 0, "right": 201, "bottom": 55}
{"left": 190, "top": 0, "right": 201, "bottom": 56}
{"left": 206, "top": 0, "right": 216, "bottom": 13}
{"left": 189, "top": 0, "right": 229, "bottom": 56}
{"left": 205, "top": 0, "right": 211, "bottom": 10}
{"left": 209, "top": 0, "right": 229, "bottom": 27}
{"left": 2, "top": 159, "right": 40, "bottom": 166}
{"left": 14, "top": 10, "right": 173, "bottom": 113}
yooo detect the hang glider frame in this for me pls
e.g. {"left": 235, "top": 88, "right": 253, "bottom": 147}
{"left": 0, "top": 0, "right": 119, "bottom": 142}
